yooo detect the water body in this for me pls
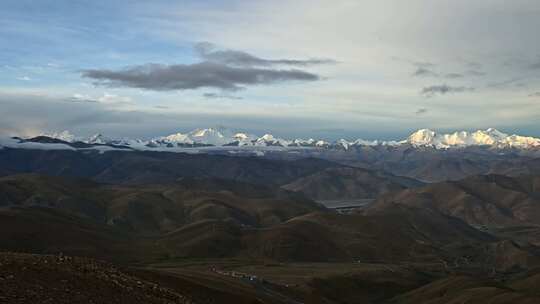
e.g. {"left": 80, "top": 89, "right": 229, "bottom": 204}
{"left": 318, "top": 199, "right": 375, "bottom": 213}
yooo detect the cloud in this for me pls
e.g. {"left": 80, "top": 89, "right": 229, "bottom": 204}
{"left": 6, "top": 1, "right": 540, "bottom": 138}
{"left": 414, "top": 68, "right": 480, "bottom": 79}
{"left": 415, "top": 108, "right": 428, "bottom": 115}
{"left": 466, "top": 61, "right": 483, "bottom": 69}
{"left": 16, "top": 76, "right": 32, "bottom": 81}
{"left": 203, "top": 92, "right": 243, "bottom": 100}
{"left": 69, "top": 93, "right": 132, "bottom": 105}
{"left": 70, "top": 94, "right": 98, "bottom": 103}
{"left": 413, "top": 67, "right": 438, "bottom": 77}
{"left": 96, "top": 93, "right": 133, "bottom": 104}
{"left": 81, "top": 43, "right": 333, "bottom": 92}
{"left": 413, "top": 61, "right": 435, "bottom": 68}
{"left": 487, "top": 77, "right": 526, "bottom": 88}
{"left": 529, "top": 92, "right": 540, "bottom": 97}
{"left": 420, "top": 84, "right": 475, "bottom": 97}
{"left": 530, "top": 62, "right": 540, "bottom": 69}
{"left": 312, "top": 128, "right": 346, "bottom": 134}
{"left": 82, "top": 62, "right": 320, "bottom": 91}
{"left": 410, "top": 57, "right": 486, "bottom": 79}
{"left": 0, "top": 93, "right": 146, "bottom": 137}
{"left": 413, "top": 66, "right": 483, "bottom": 80}
{"left": 195, "top": 42, "right": 336, "bottom": 67}
{"left": 466, "top": 70, "right": 486, "bottom": 77}
{"left": 0, "top": 92, "right": 352, "bottom": 140}
{"left": 444, "top": 73, "right": 464, "bottom": 79}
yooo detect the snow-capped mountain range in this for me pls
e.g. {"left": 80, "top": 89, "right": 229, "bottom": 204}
{"left": 2, "top": 127, "right": 540, "bottom": 152}
{"left": 38, "top": 127, "right": 402, "bottom": 149}
{"left": 407, "top": 128, "right": 540, "bottom": 149}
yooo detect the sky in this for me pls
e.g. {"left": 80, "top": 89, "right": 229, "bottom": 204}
{"left": 1, "top": 0, "right": 540, "bottom": 140}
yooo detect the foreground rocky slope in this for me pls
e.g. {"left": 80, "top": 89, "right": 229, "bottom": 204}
{"left": 389, "top": 275, "right": 540, "bottom": 304}
{"left": 0, "top": 252, "right": 192, "bottom": 304}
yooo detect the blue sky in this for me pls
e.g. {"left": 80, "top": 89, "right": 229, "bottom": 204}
{"left": 1, "top": 0, "right": 540, "bottom": 140}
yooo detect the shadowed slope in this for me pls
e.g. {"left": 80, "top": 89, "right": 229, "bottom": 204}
{"left": 369, "top": 174, "right": 540, "bottom": 227}
{"left": 282, "top": 167, "right": 423, "bottom": 200}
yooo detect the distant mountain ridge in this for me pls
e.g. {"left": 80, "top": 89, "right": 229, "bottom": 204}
{"left": 2, "top": 127, "right": 540, "bottom": 152}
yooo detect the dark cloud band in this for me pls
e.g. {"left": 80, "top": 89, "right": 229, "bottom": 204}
{"left": 81, "top": 43, "right": 335, "bottom": 91}
{"left": 82, "top": 62, "right": 320, "bottom": 91}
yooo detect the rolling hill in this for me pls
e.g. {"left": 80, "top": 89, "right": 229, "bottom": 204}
{"left": 0, "top": 148, "right": 338, "bottom": 185}
{"left": 282, "top": 167, "right": 423, "bottom": 201}
{"left": 368, "top": 174, "right": 540, "bottom": 228}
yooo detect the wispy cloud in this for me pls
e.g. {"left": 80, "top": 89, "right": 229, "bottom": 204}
{"left": 466, "top": 70, "right": 486, "bottom": 77}
{"left": 69, "top": 94, "right": 98, "bottom": 103}
{"left": 203, "top": 92, "right": 243, "bottom": 100}
{"left": 413, "top": 61, "right": 435, "bottom": 68}
{"left": 413, "top": 67, "right": 438, "bottom": 77}
{"left": 444, "top": 73, "right": 464, "bottom": 79}
{"left": 16, "top": 76, "right": 32, "bottom": 81}
{"left": 420, "top": 84, "right": 475, "bottom": 97}
{"left": 195, "top": 42, "right": 336, "bottom": 67}
{"left": 487, "top": 77, "right": 526, "bottom": 88}
{"left": 415, "top": 108, "right": 428, "bottom": 115}
{"left": 529, "top": 62, "right": 540, "bottom": 69}
{"left": 466, "top": 61, "right": 483, "bottom": 69}
{"left": 69, "top": 93, "right": 132, "bottom": 105}
{"left": 412, "top": 66, "right": 483, "bottom": 79}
